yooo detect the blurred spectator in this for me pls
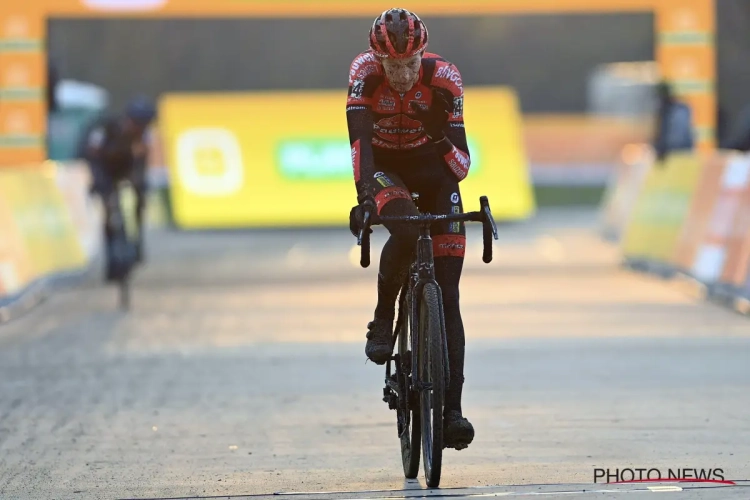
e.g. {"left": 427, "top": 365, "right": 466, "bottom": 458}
{"left": 47, "top": 57, "right": 60, "bottom": 113}
{"left": 652, "top": 81, "right": 694, "bottom": 163}
{"left": 716, "top": 104, "right": 729, "bottom": 148}
{"left": 724, "top": 103, "right": 750, "bottom": 152}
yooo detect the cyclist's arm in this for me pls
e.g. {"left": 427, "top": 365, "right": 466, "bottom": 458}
{"left": 431, "top": 63, "right": 471, "bottom": 181}
{"left": 88, "top": 120, "right": 131, "bottom": 165}
{"left": 346, "top": 53, "right": 383, "bottom": 202}
{"left": 347, "top": 108, "right": 376, "bottom": 203}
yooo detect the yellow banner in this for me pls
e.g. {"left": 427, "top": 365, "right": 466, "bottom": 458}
{"left": 0, "top": 163, "right": 86, "bottom": 289}
{"left": 159, "top": 87, "right": 535, "bottom": 228}
{"left": 0, "top": 193, "right": 33, "bottom": 295}
{"left": 621, "top": 153, "right": 705, "bottom": 263}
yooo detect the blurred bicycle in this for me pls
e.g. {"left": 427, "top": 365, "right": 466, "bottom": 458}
{"left": 104, "top": 180, "right": 140, "bottom": 311}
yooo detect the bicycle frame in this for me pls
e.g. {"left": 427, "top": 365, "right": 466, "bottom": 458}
{"left": 363, "top": 196, "right": 498, "bottom": 398}
{"left": 384, "top": 224, "right": 444, "bottom": 412}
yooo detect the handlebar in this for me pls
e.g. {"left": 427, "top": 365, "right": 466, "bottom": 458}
{"left": 356, "top": 196, "right": 499, "bottom": 268}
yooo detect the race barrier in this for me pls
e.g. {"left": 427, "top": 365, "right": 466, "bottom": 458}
{"left": 157, "top": 86, "right": 535, "bottom": 229}
{"left": 598, "top": 143, "right": 653, "bottom": 242}
{"left": 0, "top": 161, "right": 102, "bottom": 321}
{"left": 603, "top": 144, "right": 750, "bottom": 315}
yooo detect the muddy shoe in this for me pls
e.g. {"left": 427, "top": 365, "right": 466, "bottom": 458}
{"left": 443, "top": 410, "right": 474, "bottom": 450}
{"left": 365, "top": 318, "right": 394, "bottom": 365}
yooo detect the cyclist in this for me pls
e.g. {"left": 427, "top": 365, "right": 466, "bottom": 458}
{"left": 347, "top": 8, "right": 474, "bottom": 450}
{"left": 81, "top": 95, "right": 156, "bottom": 280}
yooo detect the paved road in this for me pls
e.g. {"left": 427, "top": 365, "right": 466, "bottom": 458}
{"left": 0, "top": 209, "right": 748, "bottom": 500}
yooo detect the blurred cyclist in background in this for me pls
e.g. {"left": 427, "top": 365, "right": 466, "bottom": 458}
{"left": 81, "top": 95, "right": 156, "bottom": 280}
{"left": 346, "top": 8, "right": 474, "bottom": 450}
{"left": 652, "top": 81, "right": 694, "bottom": 163}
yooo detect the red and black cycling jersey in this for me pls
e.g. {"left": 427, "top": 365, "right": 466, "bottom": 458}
{"left": 346, "top": 50, "right": 471, "bottom": 198}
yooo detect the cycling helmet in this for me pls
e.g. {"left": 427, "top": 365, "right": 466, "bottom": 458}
{"left": 126, "top": 95, "right": 157, "bottom": 125}
{"left": 369, "top": 8, "right": 428, "bottom": 59}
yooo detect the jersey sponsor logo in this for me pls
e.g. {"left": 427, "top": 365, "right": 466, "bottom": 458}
{"left": 349, "top": 53, "right": 379, "bottom": 80}
{"left": 433, "top": 234, "right": 466, "bottom": 258}
{"left": 445, "top": 146, "right": 471, "bottom": 181}
{"left": 409, "top": 100, "right": 427, "bottom": 111}
{"left": 451, "top": 192, "right": 460, "bottom": 204}
{"left": 448, "top": 159, "right": 467, "bottom": 180}
{"left": 435, "top": 65, "right": 463, "bottom": 89}
{"left": 374, "top": 114, "right": 424, "bottom": 143}
{"left": 454, "top": 149, "right": 471, "bottom": 170}
{"left": 376, "top": 87, "right": 396, "bottom": 112}
{"left": 450, "top": 205, "right": 461, "bottom": 234}
{"left": 347, "top": 105, "right": 369, "bottom": 111}
{"left": 374, "top": 171, "right": 394, "bottom": 187}
{"left": 377, "top": 95, "right": 396, "bottom": 111}
{"left": 445, "top": 146, "right": 471, "bottom": 180}
{"left": 453, "top": 96, "right": 464, "bottom": 118}
{"left": 374, "top": 186, "right": 411, "bottom": 212}
{"left": 415, "top": 91, "right": 423, "bottom": 99}
{"left": 371, "top": 136, "right": 429, "bottom": 150}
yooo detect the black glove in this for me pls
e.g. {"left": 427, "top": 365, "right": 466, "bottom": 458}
{"left": 349, "top": 198, "right": 376, "bottom": 237}
{"left": 410, "top": 88, "right": 450, "bottom": 141}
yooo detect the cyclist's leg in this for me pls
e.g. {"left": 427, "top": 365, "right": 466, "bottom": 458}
{"left": 423, "top": 178, "right": 466, "bottom": 413}
{"left": 93, "top": 167, "right": 117, "bottom": 279}
{"left": 360, "top": 168, "right": 420, "bottom": 363}
{"left": 419, "top": 169, "right": 474, "bottom": 448}
{"left": 131, "top": 165, "right": 147, "bottom": 262}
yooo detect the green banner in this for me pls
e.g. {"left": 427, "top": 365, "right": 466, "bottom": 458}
{"left": 277, "top": 137, "right": 480, "bottom": 180}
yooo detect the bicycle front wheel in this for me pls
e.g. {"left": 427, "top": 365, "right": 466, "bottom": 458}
{"left": 398, "top": 288, "right": 420, "bottom": 478}
{"left": 119, "top": 274, "right": 130, "bottom": 311}
{"left": 418, "top": 282, "right": 445, "bottom": 488}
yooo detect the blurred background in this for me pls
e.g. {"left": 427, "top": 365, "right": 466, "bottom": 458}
{"left": 1, "top": 1, "right": 750, "bottom": 498}
{"left": 36, "top": 0, "right": 750, "bottom": 217}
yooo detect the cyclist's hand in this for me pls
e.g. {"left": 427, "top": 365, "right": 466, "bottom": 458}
{"left": 349, "top": 198, "right": 375, "bottom": 237}
{"left": 410, "top": 88, "right": 450, "bottom": 142}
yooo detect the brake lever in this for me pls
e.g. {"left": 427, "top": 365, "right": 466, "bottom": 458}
{"left": 479, "top": 196, "right": 499, "bottom": 240}
{"left": 484, "top": 207, "right": 499, "bottom": 240}
{"left": 357, "top": 210, "right": 371, "bottom": 246}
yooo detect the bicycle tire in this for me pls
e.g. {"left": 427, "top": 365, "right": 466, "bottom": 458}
{"left": 418, "top": 282, "right": 445, "bottom": 488}
{"left": 398, "top": 288, "right": 420, "bottom": 478}
{"left": 119, "top": 274, "right": 130, "bottom": 311}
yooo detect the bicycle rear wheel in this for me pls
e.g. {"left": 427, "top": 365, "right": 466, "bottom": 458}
{"left": 398, "top": 288, "right": 420, "bottom": 478}
{"left": 418, "top": 282, "right": 445, "bottom": 488}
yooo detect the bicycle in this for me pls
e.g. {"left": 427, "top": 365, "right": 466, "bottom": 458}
{"left": 104, "top": 180, "right": 140, "bottom": 311}
{"left": 356, "top": 194, "right": 498, "bottom": 488}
